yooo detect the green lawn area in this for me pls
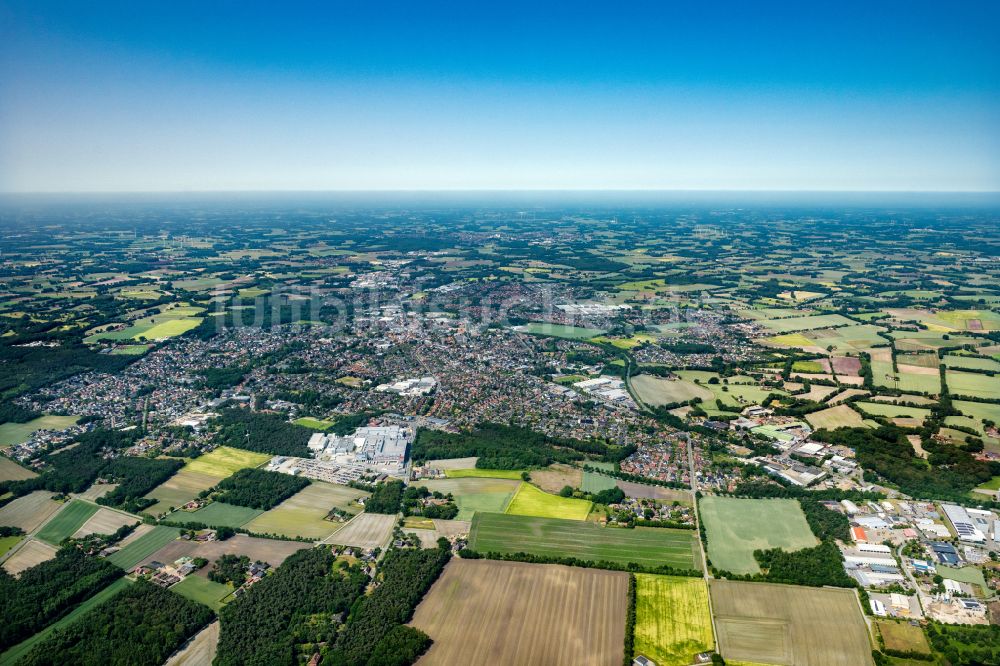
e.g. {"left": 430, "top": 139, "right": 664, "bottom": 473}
{"left": 699, "top": 496, "right": 817, "bottom": 574}
{"left": 516, "top": 322, "right": 607, "bottom": 339}
{"left": 292, "top": 417, "right": 335, "bottom": 431}
{"left": 0, "top": 535, "right": 22, "bottom": 557}
{"left": 35, "top": 500, "right": 99, "bottom": 545}
{"left": 634, "top": 574, "right": 714, "bottom": 666}
{"left": 170, "top": 502, "right": 262, "bottom": 528}
{"left": 947, "top": 369, "right": 1000, "bottom": 400}
{"left": 107, "top": 526, "right": 181, "bottom": 569}
{"left": 0, "top": 415, "right": 79, "bottom": 448}
{"left": 470, "top": 512, "right": 699, "bottom": 569}
{"left": 504, "top": 482, "right": 592, "bottom": 520}
{"left": 0, "top": 577, "right": 132, "bottom": 666}
{"left": 108, "top": 344, "right": 150, "bottom": 355}
{"left": 938, "top": 565, "right": 989, "bottom": 595}
{"left": 444, "top": 468, "right": 524, "bottom": 480}
{"left": 170, "top": 575, "right": 232, "bottom": 611}
{"left": 84, "top": 305, "right": 204, "bottom": 343}
{"left": 582, "top": 470, "right": 618, "bottom": 493}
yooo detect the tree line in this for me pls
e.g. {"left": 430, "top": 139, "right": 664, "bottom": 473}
{"left": 212, "top": 468, "right": 310, "bottom": 510}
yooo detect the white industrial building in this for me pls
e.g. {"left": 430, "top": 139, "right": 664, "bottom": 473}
{"left": 941, "top": 504, "right": 987, "bottom": 543}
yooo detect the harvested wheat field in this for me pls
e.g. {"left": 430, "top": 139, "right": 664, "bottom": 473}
{"left": 323, "top": 512, "right": 396, "bottom": 549}
{"left": 2, "top": 538, "right": 58, "bottom": 575}
{"left": 72, "top": 508, "right": 140, "bottom": 539}
{"left": 0, "top": 491, "right": 61, "bottom": 532}
{"left": 710, "top": 580, "right": 872, "bottom": 666}
{"left": 138, "top": 534, "right": 307, "bottom": 575}
{"left": 165, "top": 620, "right": 220, "bottom": 666}
{"left": 411, "top": 559, "right": 627, "bottom": 666}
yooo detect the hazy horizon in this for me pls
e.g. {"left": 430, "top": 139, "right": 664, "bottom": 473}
{"left": 2, "top": 1, "right": 998, "bottom": 193}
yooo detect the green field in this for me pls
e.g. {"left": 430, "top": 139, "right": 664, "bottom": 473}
{"left": 805, "top": 404, "right": 867, "bottom": 430}
{"left": 0, "top": 415, "right": 79, "bottom": 448}
{"left": 700, "top": 496, "right": 817, "bottom": 574}
{"left": 291, "top": 417, "right": 335, "bottom": 430}
{"left": 0, "top": 577, "right": 132, "bottom": 666}
{"left": 938, "top": 565, "right": 989, "bottom": 595}
{"left": 143, "top": 446, "right": 270, "bottom": 515}
{"left": 84, "top": 306, "right": 204, "bottom": 343}
{"left": 0, "top": 535, "right": 22, "bottom": 557}
{"left": 170, "top": 502, "right": 262, "bottom": 528}
{"left": 470, "top": 512, "right": 698, "bottom": 569}
{"left": 582, "top": 470, "right": 618, "bottom": 493}
{"left": 185, "top": 446, "right": 271, "bottom": 477}
{"left": 877, "top": 620, "right": 931, "bottom": 656}
{"left": 419, "top": 477, "right": 521, "bottom": 521}
{"left": 35, "top": 500, "right": 99, "bottom": 544}
{"left": 505, "top": 482, "right": 592, "bottom": 520}
{"left": 516, "top": 322, "right": 607, "bottom": 339}
{"left": 444, "top": 468, "right": 524, "bottom": 480}
{"left": 634, "top": 574, "right": 714, "bottom": 666}
{"left": 170, "top": 575, "right": 232, "bottom": 611}
{"left": 244, "top": 481, "right": 367, "bottom": 539}
{"left": 757, "top": 313, "right": 853, "bottom": 333}
{"left": 947, "top": 369, "right": 1000, "bottom": 400}
{"left": 106, "top": 526, "right": 182, "bottom": 569}
{"left": 631, "top": 374, "right": 712, "bottom": 406}
{"left": 856, "top": 402, "right": 930, "bottom": 420}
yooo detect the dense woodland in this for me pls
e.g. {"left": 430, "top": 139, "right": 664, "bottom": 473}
{"left": 209, "top": 554, "right": 251, "bottom": 585}
{"left": 813, "top": 425, "right": 998, "bottom": 501}
{"left": 18, "top": 580, "right": 212, "bottom": 666}
{"left": 925, "top": 622, "right": 1000, "bottom": 665}
{"left": 413, "top": 423, "right": 619, "bottom": 469}
{"left": 0, "top": 547, "right": 122, "bottom": 651}
{"left": 212, "top": 468, "right": 310, "bottom": 510}
{"left": 752, "top": 541, "right": 855, "bottom": 588}
{"left": 330, "top": 545, "right": 451, "bottom": 666}
{"left": 212, "top": 408, "right": 313, "bottom": 457}
{"left": 97, "top": 457, "right": 184, "bottom": 513}
{"left": 215, "top": 547, "right": 367, "bottom": 666}
{"left": 365, "top": 479, "right": 406, "bottom": 514}
{"left": 799, "top": 499, "right": 851, "bottom": 542}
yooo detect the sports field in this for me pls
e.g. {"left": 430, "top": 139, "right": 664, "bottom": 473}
{"left": 419, "top": 477, "right": 521, "bottom": 521}
{"left": 0, "top": 491, "right": 61, "bottom": 532}
{"left": 291, "top": 417, "right": 334, "bottom": 431}
{"left": 700, "top": 496, "right": 817, "bottom": 574}
{"left": 0, "top": 577, "right": 132, "bottom": 666}
{"left": 35, "top": 500, "right": 99, "bottom": 544}
{"left": 411, "top": 559, "right": 627, "bottom": 666}
{"left": 0, "top": 456, "right": 36, "bottom": 482}
{"left": 710, "top": 580, "right": 872, "bottom": 666}
{"left": 170, "top": 502, "right": 263, "bottom": 528}
{"left": 0, "top": 415, "right": 79, "bottom": 448}
{"left": 634, "top": 574, "right": 713, "bottom": 666}
{"left": 171, "top": 575, "right": 232, "bottom": 611}
{"left": 470, "top": 513, "right": 699, "bottom": 569}
{"left": 107, "top": 525, "right": 182, "bottom": 569}
{"left": 504, "top": 482, "right": 592, "bottom": 520}
{"left": 244, "top": 481, "right": 368, "bottom": 539}
{"left": 444, "top": 468, "right": 523, "bottom": 479}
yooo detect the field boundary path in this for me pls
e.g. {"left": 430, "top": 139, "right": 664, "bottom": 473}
{"left": 686, "top": 432, "right": 719, "bottom": 653}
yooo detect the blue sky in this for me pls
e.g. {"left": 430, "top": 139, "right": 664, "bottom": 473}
{"left": 1, "top": 1, "right": 998, "bottom": 192}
